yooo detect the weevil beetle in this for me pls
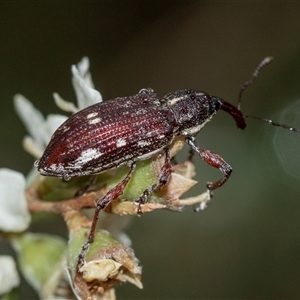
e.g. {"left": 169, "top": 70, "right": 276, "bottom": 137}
{"left": 35, "top": 57, "right": 300, "bottom": 271}
{"left": 36, "top": 88, "right": 246, "bottom": 191}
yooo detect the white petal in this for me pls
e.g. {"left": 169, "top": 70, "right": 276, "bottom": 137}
{"left": 71, "top": 64, "right": 102, "bottom": 110}
{"left": 22, "top": 136, "right": 44, "bottom": 159}
{"left": 0, "top": 169, "right": 30, "bottom": 232}
{"left": 77, "top": 57, "right": 95, "bottom": 88}
{"left": 14, "top": 94, "right": 46, "bottom": 149}
{"left": 0, "top": 256, "right": 20, "bottom": 295}
{"left": 53, "top": 92, "right": 79, "bottom": 114}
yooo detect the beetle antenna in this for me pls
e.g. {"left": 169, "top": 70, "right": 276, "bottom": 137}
{"left": 244, "top": 115, "right": 300, "bottom": 133}
{"left": 238, "top": 56, "right": 274, "bottom": 110}
{"left": 237, "top": 56, "right": 300, "bottom": 133}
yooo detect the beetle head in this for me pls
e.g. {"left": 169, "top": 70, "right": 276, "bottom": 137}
{"left": 164, "top": 90, "right": 246, "bottom": 136}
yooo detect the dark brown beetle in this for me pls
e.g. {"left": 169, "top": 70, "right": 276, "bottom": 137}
{"left": 36, "top": 88, "right": 245, "bottom": 187}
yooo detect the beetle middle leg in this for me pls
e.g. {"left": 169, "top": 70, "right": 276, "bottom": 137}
{"left": 186, "top": 137, "right": 232, "bottom": 210}
{"left": 136, "top": 148, "right": 172, "bottom": 214}
{"left": 74, "top": 175, "right": 98, "bottom": 197}
{"left": 77, "top": 162, "right": 136, "bottom": 272}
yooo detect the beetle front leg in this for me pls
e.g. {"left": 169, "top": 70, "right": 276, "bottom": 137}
{"left": 186, "top": 137, "right": 232, "bottom": 209}
{"left": 136, "top": 148, "right": 172, "bottom": 214}
{"left": 77, "top": 162, "right": 136, "bottom": 272}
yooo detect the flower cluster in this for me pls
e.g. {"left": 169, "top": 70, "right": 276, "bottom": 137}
{"left": 0, "top": 57, "right": 210, "bottom": 299}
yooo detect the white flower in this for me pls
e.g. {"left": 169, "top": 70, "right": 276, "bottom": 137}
{"left": 4, "top": 57, "right": 109, "bottom": 233}
{"left": 14, "top": 95, "right": 67, "bottom": 158}
{"left": 14, "top": 57, "right": 102, "bottom": 158}
{"left": 72, "top": 56, "right": 103, "bottom": 110}
{"left": 0, "top": 256, "right": 20, "bottom": 295}
{"left": 0, "top": 169, "right": 30, "bottom": 232}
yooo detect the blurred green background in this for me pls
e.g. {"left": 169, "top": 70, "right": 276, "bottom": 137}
{"left": 1, "top": 1, "right": 300, "bottom": 299}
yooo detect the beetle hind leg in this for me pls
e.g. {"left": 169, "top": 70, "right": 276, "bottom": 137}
{"left": 136, "top": 148, "right": 172, "bottom": 214}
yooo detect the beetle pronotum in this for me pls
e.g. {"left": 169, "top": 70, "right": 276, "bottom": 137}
{"left": 35, "top": 57, "right": 300, "bottom": 271}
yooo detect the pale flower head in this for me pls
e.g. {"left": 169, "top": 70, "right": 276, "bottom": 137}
{"left": 0, "top": 168, "right": 30, "bottom": 232}
{"left": 14, "top": 57, "right": 102, "bottom": 159}
{"left": 54, "top": 56, "right": 103, "bottom": 113}
{"left": 14, "top": 94, "right": 67, "bottom": 158}
{"left": 0, "top": 256, "right": 20, "bottom": 295}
